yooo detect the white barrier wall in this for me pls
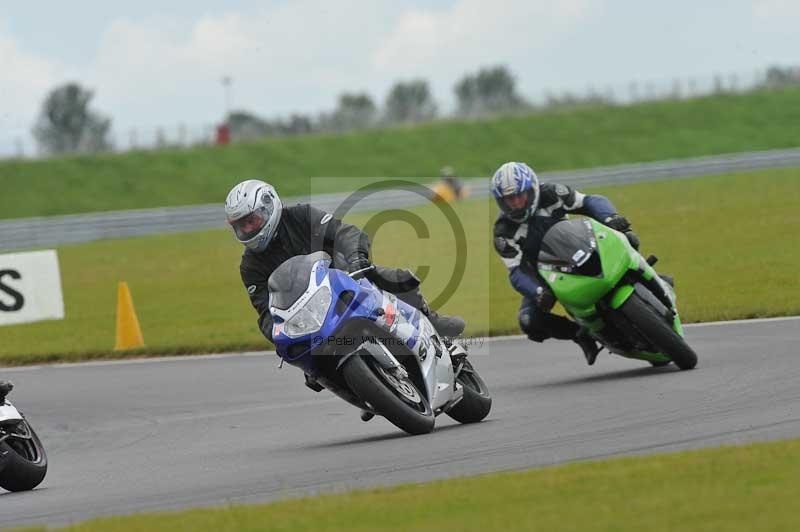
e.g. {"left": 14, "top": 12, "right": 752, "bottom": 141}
{"left": 0, "top": 250, "right": 64, "bottom": 326}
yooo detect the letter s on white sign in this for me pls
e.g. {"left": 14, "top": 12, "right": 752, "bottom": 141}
{"left": 0, "top": 250, "right": 64, "bottom": 326}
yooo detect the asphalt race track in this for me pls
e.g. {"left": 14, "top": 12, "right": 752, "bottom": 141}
{"left": 2, "top": 317, "right": 799, "bottom": 528}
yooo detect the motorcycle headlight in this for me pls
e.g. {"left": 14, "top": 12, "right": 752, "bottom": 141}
{"left": 284, "top": 286, "right": 332, "bottom": 338}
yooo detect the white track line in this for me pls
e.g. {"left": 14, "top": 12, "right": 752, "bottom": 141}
{"left": 683, "top": 315, "right": 800, "bottom": 327}
{"left": 2, "top": 315, "right": 798, "bottom": 372}
{"left": 479, "top": 315, "right": 800, "bottom": 344}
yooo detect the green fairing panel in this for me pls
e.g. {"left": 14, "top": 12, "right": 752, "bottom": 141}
{"left": 673, "top": 314, "right": 685, "bottom": 336}
{"left": 538, "top": 218, "right": 688, "bottom": 361}
{"left": 538, "top": 219, "right": 639, "bottom": 315}
{"left": 609, "top": 284, "right": 635, "bottom": 309}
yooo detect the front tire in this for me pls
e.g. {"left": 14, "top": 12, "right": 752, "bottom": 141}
{"left": 342, "top": 355, "right": 435, "bottom": 435}
{"left": 446, "top": 360, "right": 492, "bottom": 424}
{"left": 0, "top": 419, "right": 48, "bottom": 492}
{"left": 619, "top": 294, "right": 698, "bottom": 370}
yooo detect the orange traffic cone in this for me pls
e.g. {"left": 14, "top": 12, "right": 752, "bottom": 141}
{"left": 114, "top": 281, "right": 144, "bottom": 350}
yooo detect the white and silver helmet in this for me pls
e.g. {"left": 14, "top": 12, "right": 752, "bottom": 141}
{"left": 224, "top": 180, "right": 283, "bottom": 252}
{"left": 491, "top": 162, "right": 540, "bottom": 223}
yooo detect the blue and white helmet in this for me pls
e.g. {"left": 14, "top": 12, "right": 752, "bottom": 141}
{"left": 225, "top": 180, "right": 283, "bottom": 252}
{"left": 491, "top": 162, "right": 540, "bottom": 222}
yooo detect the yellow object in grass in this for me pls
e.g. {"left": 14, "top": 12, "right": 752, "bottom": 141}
{"left": 114, "top": 281, "right": 144, "bottom": 350}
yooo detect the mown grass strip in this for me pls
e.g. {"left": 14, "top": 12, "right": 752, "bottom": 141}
{"left": 3, "top": 88, "right": 800, "bottom": 218}
{"left": 16, "top": 438, "right": 800, "bottom": 532}
{"left": 1, "top": 169, "right": 798, "bottom": 365}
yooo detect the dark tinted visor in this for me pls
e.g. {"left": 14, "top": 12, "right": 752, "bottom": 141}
{"left": 230, "top": 198, "right": 275, "bottom": 241}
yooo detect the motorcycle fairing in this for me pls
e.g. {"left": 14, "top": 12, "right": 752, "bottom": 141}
{"left": 537, "top": 218, "right": 683, "bottom": 362}
{"left": 538, "top": 218, "right": 598, "bottom": 273}
{"left": 270, "top": 255, "right": 455, "bottom": 409}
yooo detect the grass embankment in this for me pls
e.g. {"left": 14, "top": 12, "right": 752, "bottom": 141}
{"left": 16, "top": 438, "right": 800, "bottom": 532}
{"left": 1, "top": 169, "right": 798, "bottom": 365}
{"left": 3, "top": 89, "right": 800, "bottom": 218}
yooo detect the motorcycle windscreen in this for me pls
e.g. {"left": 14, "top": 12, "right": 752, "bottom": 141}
{"left": 538, "top": 219, "right": 600, "bottom": 274}
{"left": 268, "top": 252, "right": 331, "bottom": 310}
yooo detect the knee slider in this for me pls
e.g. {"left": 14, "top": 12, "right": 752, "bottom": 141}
{"left": 518, "top": 309, "right": 532, "bottom": 331}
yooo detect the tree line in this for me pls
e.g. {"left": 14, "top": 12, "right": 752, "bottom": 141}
{"left": 31, "top": 65, "right": 533, "bottom": 155}
{"left": 32, "top": 64, "right": 800, "bottom": 156}
{"left": 224, "top": 65, "right": 533, "bottom": 140}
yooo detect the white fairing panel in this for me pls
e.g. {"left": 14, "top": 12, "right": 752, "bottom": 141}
{"left": 0, "top": 401, "right": 22, "bottom": 422}
{"left": 373, "top": 289, "right": 455, "bottom": 410}
{"left": 416, "top": 315, "right": 455, "bottom": 410}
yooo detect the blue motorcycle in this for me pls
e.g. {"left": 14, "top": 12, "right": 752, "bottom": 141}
{"left": 269, "top": 252, "right": 492, "bottom": 435}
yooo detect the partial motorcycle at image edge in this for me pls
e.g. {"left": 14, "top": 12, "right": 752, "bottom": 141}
{"left": 538, "top": 218, "right": 699, "bottom": 370}
{"left": 0, "top": 381, "right": 48, "bottom": 492}
{"left": 268, "top": 252, "right": 492, "bottom": 435}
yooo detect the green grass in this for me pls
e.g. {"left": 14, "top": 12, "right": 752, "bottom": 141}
{"left": 1, "top": 169, "right": 798, "bottom": 366}
{"left": 16, "top": 438, "right": 800, "bottom": 532}
{"left": 4, "top": 89, "right": 800, "bottom": 218}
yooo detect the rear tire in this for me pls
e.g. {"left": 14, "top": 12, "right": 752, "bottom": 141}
{"left": 0, "top": 419, "right": 48, "bottom": 492}
{"left": 620, "top": 294, "right": 698, "bottom": 370}
{"left": 446, "top": 360, "right": 492, "bottom": 424}
{"left": 342, "top": 355, "right": 435, "bottom": 435}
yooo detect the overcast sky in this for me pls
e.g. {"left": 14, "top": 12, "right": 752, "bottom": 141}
{"left": 1, "top": 0, "right": 797, "bottom": 154}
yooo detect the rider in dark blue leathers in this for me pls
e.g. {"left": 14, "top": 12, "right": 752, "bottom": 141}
{"left": 491, "top": 162, "right": 640, "bottom": 365}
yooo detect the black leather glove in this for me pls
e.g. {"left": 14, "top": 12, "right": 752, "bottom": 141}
{"left": 603, "top": 215, "right": 639, "bottom": 249}
{"left": 534, "top": 286, "right": 556, "bottom": 312}
{"left": 347, "top": 255, "right": 373, "bottom": 274}
{"left": 603, "top": 214, "right": 632, "bottom": 232}
{"left": 624, "top": 230, "right": 640, "bottom": 250}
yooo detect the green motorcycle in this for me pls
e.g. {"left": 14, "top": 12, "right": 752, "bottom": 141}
{"left": 537, "top": 218, "right": 698, "bottom": 370}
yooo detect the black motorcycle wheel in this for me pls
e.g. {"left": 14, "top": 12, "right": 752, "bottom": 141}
{"left": 342, "top": 355, "right": 435, "bottom": 435}
{"left": 620, "top": 294, "right": 698, "bottom": 370}
{"left": 446, "top": 360, "right": 492, "bottom": 424}
{"left": 0, "top": 418, "right": 48, "bottom": 492}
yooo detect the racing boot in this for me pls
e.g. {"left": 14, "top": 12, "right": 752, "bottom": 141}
{"left": 0, "top": 380, "right": 12, "bottom": 403}
{"left": 396, "top": 287, "right": 465, "bottom": 338}
{"left": 360, "top": 410, "right": 375, "bottom": 422}
{"left": 427, "top": 311, "right": 466, "bottom": 339}
{"left": 304, "top": 374, "right": 324, "bottom": 393}
{"left": 574, "top": 329, "right": 602, "bottom": 366}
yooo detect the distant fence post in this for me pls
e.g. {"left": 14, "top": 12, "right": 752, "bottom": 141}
{"left": 629, "top": 82, "right": 639, "bottom": 102}
{"left": 713, "top": 74, "right": 725, "bottom": 94}
{"left": 671, "top": 79, "right": 682, "bottom": 100}
{"left": 728, "top": 73, "right": 739, "bottom": 93}
{"left": 178, "top": 124, "right": 187, "bottom": 146}
{"left": 156, "top": 127, "right": 166, "bottom": 148}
